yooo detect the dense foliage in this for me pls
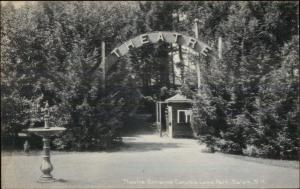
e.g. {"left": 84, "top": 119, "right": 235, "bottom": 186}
{"left": 182, "top": 2, "right": 299, "bottom": 159}
{"left": 1, "top": 1, "right": 299, "bottom": 158}
{"left": 1, "top": 2, "right": 140, "bottom": 150}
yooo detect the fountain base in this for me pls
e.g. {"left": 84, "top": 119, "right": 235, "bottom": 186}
{"left": 37, "top": 175, "right": 56, "bottom": 183}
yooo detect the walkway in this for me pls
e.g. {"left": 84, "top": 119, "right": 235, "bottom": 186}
{"left": 2, "top": 134, "right": 299, "bottom": 188}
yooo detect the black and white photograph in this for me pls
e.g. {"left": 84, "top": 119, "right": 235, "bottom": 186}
{"left": 1, "top": 1, "right": 299, "bottom": 189}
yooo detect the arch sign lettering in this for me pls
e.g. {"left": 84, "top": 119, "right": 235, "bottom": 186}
{"left": 105, "top": 31, "right": 214, "bottom": 71}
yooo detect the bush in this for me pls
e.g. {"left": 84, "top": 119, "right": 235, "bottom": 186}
{"left": 52, "top": 128, "right": 123, "bottom": 151}
{"left": 216, "top": 139, "right": 243, "bottom": 154}
{"left": 242, "top": 145, "right": 261, "bottom": 157}
{"left": 202, "top": 135, "right": 216, "bottom": 152}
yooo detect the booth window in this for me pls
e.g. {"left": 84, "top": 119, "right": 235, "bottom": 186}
{"left": 177, "top": 110, "right": 191, "bottom": 123}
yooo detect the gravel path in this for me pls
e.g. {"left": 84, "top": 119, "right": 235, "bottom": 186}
{"left": 2, "top": 134, "right": 299, "bottom": 188}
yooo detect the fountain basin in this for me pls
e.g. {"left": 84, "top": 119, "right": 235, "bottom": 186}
{"left": 27, "top": 127, "right": 66, "bottom": 137}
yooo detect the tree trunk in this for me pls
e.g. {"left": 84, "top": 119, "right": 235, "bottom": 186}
{"left": 178, "top": 45, "right": 184, "bottom": 84}
{"left": 171, "top": 46, "right": 175, "bottom": 87}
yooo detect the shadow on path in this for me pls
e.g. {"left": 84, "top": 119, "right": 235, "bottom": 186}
{"left": 121, "top": 142, "right": 179, "bottom": 152}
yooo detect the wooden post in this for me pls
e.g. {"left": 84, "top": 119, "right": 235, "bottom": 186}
{"left": 194, "top": 19, "right": 199, "bottom": 39}
{"left": 171, "top": 46, "right": 175, "bottom": 86}
{"left": 156, "top": 102, "right": 158, "bottom": 124}
{"left": 156, "top": 102, "right": 159, "bottom": 132}
{"left": 196, "top": 63, "right": 201, "bottom": 92}
{"left": 101, "top": 41, "right": 106, "bottom": 91}
{"left": 194, "top": 20, "right": 201, "bottom": 93}
{"left": 218, "top": 37, "right": 222, "bottom": 59}
{"left": 156, "top": 102, "right": 162, "bottom": 137}
{"left": 159, "top": 102, "right": 162, "bottom": 137}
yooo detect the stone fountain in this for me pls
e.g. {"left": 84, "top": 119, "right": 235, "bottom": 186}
{"left": 27, "top": 101, "right": 66, "bottom": 183}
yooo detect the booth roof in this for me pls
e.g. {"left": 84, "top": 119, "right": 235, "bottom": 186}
{"left": 165, "top": 94, "right": 193, "bottom": 103}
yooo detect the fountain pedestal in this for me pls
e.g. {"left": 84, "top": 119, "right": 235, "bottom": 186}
{"left": 39, "top": 137, "right": 54, "bottom": 182}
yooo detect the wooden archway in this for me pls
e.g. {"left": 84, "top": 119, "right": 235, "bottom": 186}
{"left": 101, "top": 31, "right": 216, "bottom": 89}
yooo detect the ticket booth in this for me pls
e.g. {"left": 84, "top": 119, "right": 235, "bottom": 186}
{"left": 156, "top": 94, "right": 194, "bottom": 138}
